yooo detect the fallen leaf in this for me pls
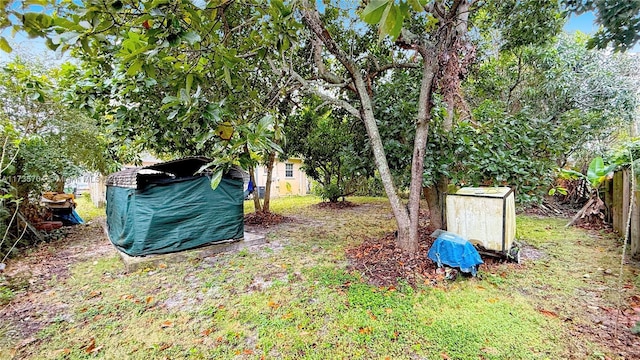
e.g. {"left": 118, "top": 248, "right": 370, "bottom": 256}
{"left": 367, "top": 310, "right": 377, "bottom": 320}
{"left": 161, "top": 320, "right": 174, "bottom": 328}
{"left": 158, "top": 342, "right": 172, "bottom": 351}
{"left": 267, "top": 300, "right": 280, "bottom": 309}
{"left": 476, "top": 286, "right": 486, "bottom": 291}
{"left": 201, "top": 328, "right": 213, "bottom": 336}
{"left": 146, "top": 296, "right": 154, "bottom": 304}
{"left": 243, "top": 349, "right": 254, "bottom": 355}
{"left": 89, "top": 345, "right": 104, "bottom": 354}
{"left": 441, "top": 352, "right": 450, "bottom": 359}
{"left": 88, "top": 290, "right": 101, "bottom": 298}
{"left": 84, "top": 338, "right": 96, "bottom": 353}
{"left": 385, "top": 308, "right": 393, "bottom": 314}
{"left": 281, "top": 313, "right": 293, "bottom": 320}
{"left": 538, "top": 309, "right": 559, "bottom": 318}
{"left": 158, "top": 263, "right": 167, "bottom": 269}
{"left": 487, "top": 298, "right": 499, "bottom": 303}
{"left": 358, "top": 326, "right": 373, "bottom": 334}
{"left": 52, "top": 348, "right": 71, "bottom": 356}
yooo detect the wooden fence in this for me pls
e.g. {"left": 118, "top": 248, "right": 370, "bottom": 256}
{"left": 605, "top": 170, "right": 640, "bottom": 259}
{"left": 88, "top": 176, "right": 106, "bottom": 208}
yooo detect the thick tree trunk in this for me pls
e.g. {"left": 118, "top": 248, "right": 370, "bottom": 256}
{"left": 424, "top": 177, "right": 449, "bottom": 230}
{"left": 263, "top": 152, "right": 276, "bottom": 213}
{"left": 248, "top": 166, "right": 262, "bottom": 212}
{"left": 298, "top": 0, "right": 465, "bottom": 253}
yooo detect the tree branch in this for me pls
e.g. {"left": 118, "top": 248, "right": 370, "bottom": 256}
{"left": 312, "top": 39, "right": 344, "bottom": 85}
{"left": 288, "top": 69, "right": 361, "bottom": 119}
{"left": 299, "top": 0, "right": 358, "bottom": 79}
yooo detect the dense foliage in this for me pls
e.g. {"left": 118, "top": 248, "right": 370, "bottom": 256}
{"left": 283, "top": 101, "right": 373, "bottom": 202}
{"left": 373, "top": 33, "right": 638, "bottom": 205}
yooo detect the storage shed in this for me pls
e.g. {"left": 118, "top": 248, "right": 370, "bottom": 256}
{"left": 105, "top": 157, "right": 246, "bottom": 256}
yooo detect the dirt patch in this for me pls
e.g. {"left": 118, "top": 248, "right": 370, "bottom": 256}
{"left": 244, "top": 211, "right": 290, "bottom": 227}
{"left": 571, "top": 307, "right": 640, "bottom": 359}
{"left": 3, "top": 220, "right": 113, "bottom": 291}
{"left": 0, "top": 219, "right": 114, "bottom": 342}
{"left": 518, "top": 244, "right": 547, "bottom": 261}
{"left": 575, "top": 219, "right": 613, "bottom": 232}
{"left": 566, "top": 289, "right": 640, "bottom": 359}
{"left": 313, "top": 201, "right": 358, "bottom": 210}
{"left": 346, "top": 225, "right": 439, "bottom": 287}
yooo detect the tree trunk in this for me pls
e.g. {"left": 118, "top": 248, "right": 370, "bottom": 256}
{"left": 424, "top": 177, "right": 449, "bottom": 230}
{"left": 263, "top": 151, "right": 276, "bottom": 213}
{"left": 248, "top": 166, "right": 262, "bottom": 212}
{"left": 298, "top": 1, "right": 450, "bottom": 253}
{"left": 55, "top": 176, "right": 65, "bottom": 193}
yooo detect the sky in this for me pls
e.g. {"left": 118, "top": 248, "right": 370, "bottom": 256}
{"left": 0, "top": 9, "right": 638, "bottom": 65}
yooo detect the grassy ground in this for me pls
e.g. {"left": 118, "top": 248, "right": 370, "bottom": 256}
{"left": 74, "top": 194, "right": 105, "bottom": 222}
{"left": 0, "top": 196, "right": 638, "bottom": 359}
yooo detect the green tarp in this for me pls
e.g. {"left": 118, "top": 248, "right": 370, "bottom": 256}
{"left": 106, "top": 176, "right": 244, "bottom": 256}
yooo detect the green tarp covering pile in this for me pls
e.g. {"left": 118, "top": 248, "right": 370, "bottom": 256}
{"left": 105, "top": 158, "right": 244, "bottom": 256}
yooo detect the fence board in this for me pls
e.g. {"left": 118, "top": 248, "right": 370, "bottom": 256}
{"left": 612, "top": 171, "right": 624, "bottom": 233}
{"left": 88, "top": 176, "right": 106, "bottom": 208}
{"left": 632, "top": 190, "right": 640, "bottom": 259}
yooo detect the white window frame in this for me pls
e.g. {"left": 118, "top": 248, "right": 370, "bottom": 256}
{"left": 285, "top": 163, "right": 294, "bottom": 178}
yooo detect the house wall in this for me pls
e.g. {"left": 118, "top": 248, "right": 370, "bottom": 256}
{"left": 254, "top": 158, "right": 311, "bottom": 197}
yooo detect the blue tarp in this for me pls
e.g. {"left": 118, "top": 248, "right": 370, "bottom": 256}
{"left": 427, "top": 231, "right": 483, "bottom": 276}
{"left": 54, "top": 209, "right": 84, "bottom": 225}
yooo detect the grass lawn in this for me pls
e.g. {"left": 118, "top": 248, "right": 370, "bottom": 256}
{"left": 0, "top": 196, "right": 637, "bottom": 359}
{"left": 74, "top": 194, "right": 105, "bottom": 222}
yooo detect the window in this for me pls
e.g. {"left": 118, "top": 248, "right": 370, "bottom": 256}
{"left": 285, "top": 163, "right": 294, "bottom": 178}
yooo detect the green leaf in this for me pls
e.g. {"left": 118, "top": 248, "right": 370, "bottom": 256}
{"left": 409, "top": 0, "right": 424, "bottom": 11}
{"left": 378, "top": 2, "right": 404, "bottom": 40}
{"left": 181, "top": 31, "right": 201, "bottom": 45}
{"left": 586, "top": 157, "right": 615, "bottom": 188}
{"left": 210, "top": 169, "right": 223, "bottom": 190}
{"left": 223, "top": 67, "right": 232, "bottom": 88}
{"left": 548, "top": 188, "right": 556, "bottom": 196}
{"left": 126, "top": 60, "right": 143, "bottom": 76}
{"left": 0, "top": 37, "right": 12, "bottom": 53}
{"left": 587, "top": 157, "right": 604, "bottom": 180}
{"left": 186, "top": 73, "right": 193, "bottom": 94}
{"left": 361, "top": 0, "right": 389, "bottom": 25}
